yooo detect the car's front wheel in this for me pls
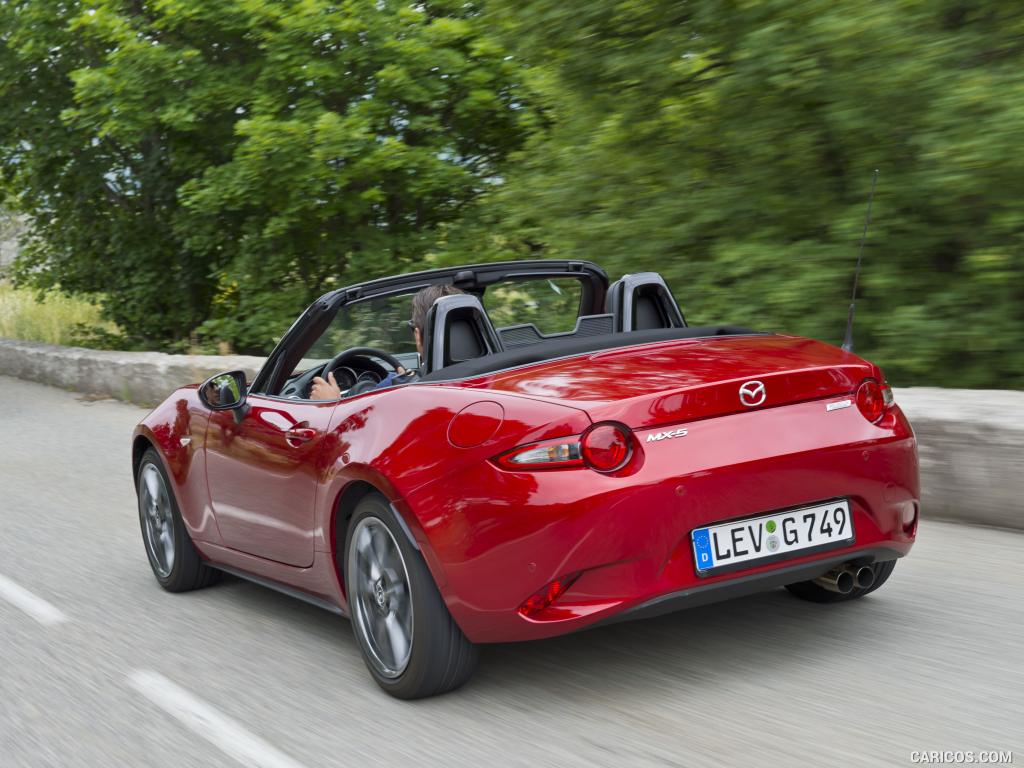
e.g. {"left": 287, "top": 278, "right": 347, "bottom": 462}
{"left": 344, "top": 494, "right": 478, "bottom": 699}
{"left": 137, "top": 448, "right": 221, "bottom": 592}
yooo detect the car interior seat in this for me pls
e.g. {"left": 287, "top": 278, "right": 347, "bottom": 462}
{"left": 605, "top": 272, "right": 686, "bottom": 332}
{"left": 422, "top": 293, "right": 504, "bottom": 374}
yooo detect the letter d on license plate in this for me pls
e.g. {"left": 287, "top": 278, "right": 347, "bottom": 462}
{"left": 691, "top": 499, "right": 854, "bottom": 576}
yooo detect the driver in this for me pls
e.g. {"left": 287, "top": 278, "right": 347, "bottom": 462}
{"left": 310, "top": 284, "right": 465, "bottom": 400}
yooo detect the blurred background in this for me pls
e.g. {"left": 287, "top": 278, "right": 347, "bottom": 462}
{"left": 1, "top": 0, "right": 1021, "bottom": 387}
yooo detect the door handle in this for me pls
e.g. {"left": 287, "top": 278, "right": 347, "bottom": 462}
{"left": 285, "top": 426, "right": 318, "bottom": 446}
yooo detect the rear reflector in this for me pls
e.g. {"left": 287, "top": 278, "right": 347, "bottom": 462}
{"left": 517, "top": 573, "right": 580, "bottom": 617}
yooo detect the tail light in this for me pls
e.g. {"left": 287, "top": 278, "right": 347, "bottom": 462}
{"left": 856, "top": 378, "right": 893, "bottom": 423}
{"left": 581, "top": 424, "right": 632, "bottom": 472}
{"left": 494, "top": 423, "right": 634, "bottom": 473}
{"left": 495, "top": 437, "right": 583, "bottom": 470}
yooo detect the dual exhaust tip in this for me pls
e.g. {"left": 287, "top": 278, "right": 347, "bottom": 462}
{"left": 815, "top": 564, "right": 875, "bottom": 594}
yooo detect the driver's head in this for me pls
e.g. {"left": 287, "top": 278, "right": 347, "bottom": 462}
{"left": 410, "top": 284, "right": 465, "bottom": 356}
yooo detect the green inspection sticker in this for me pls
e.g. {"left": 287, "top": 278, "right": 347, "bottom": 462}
{"left": 766, "top": 520, "right": 777, "bottom": 533}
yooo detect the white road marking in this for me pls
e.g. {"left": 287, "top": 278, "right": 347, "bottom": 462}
{"left": 128, "top": 670, "right": 308, "bottom": 768}
{"left": 0, "top": 573, "right": 68, "bottom": 626}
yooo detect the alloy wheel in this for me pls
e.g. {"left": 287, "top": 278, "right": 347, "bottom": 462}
{"left": 139, "top": 463, "right": 176, "bottom": 578}
{"left": 348, "top": 516, "right": 414, "bottom": 679}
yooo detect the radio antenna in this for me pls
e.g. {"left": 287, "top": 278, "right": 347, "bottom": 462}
{"left": 842, "top": 169, "right": 879, "bottom": 353}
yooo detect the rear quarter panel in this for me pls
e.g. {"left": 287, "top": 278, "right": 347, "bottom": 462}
{"left": 313, "top": 383, "right": 592, "bottom": 594}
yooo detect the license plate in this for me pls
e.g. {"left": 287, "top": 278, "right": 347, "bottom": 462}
{"left": 691, "top": 499, "right": 854, "bottom": 576}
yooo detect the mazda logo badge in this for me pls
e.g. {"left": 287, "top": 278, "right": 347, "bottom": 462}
{"left": 739, "top": 380, "right": 766, "bottom": 407}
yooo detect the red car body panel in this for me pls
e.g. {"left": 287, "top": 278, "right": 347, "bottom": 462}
{"left": 205, "top": 398, "right": 338, "bottom": 567}
{"left": 133, "top": 333, "right": 919, "bottom": 643}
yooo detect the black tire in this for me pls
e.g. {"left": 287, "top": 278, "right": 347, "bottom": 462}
{"left": 344, "top": 493, "right": 478, "bottom": 699}
{"left": 136, "top": 448, "right": 221, "bottom": 592}
{"left": 785, "top": 559, "right": 897, "bottom": 603}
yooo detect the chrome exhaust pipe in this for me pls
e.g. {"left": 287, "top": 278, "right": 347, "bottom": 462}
{"left": 815, "top": 567, "right": 854, "bottom": 594}
{"left": 855, "top": 566, "right": 875, "bottom": 590}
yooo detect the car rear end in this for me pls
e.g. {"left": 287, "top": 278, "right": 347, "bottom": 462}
{"left": 409, "top": 333, "right": 919, "bottom": 643}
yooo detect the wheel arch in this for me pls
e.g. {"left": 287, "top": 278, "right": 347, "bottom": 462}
{"left": 130, "top": 427, "right": 219, "bottom": 544}
{"left": 328, "top": 476, "right": 447, "bottom": 603}
{"left": 132, "top": 433, "right": 156, "bottom": 488}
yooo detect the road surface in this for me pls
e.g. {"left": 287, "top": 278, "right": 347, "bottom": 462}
{"left": 1, "top": 375, "right": 1021, "bottom": 767}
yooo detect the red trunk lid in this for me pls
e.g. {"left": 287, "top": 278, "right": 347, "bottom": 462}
{"left": 470, "top": 334, "right": 876, "bottom": 430}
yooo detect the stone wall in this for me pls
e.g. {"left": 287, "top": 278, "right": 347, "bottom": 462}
{"left": 893, "top": 387, "right": 1022, "bottom": 530}
{"left": 0, "top": 338, "right": 264, "bottom": 406}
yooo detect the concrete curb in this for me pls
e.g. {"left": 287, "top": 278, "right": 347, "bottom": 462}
{"left": 2, "top": 337, "right": 1021, "bottom": 529}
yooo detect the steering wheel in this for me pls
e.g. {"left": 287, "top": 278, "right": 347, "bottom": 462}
{"left": 319, "top": 347, "right": 406, "bottom": 397}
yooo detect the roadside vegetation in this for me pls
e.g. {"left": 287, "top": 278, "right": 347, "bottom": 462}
{"left": 0, "top": 1, "right": 1021, "bottom": 387}
{"left": 0, "top": 282, "right": 120, "bottom": 348}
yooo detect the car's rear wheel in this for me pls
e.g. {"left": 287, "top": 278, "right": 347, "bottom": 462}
{"left": 137, "top": 448, "right": 221, "bottom": 592}
{"left": 785, "top": 559, "right": 897, "bottom": 603}
{"left": 344, "top": 494, "right": 478, "bottom": 699}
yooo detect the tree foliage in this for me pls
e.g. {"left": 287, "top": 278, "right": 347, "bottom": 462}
{"left": 460, "top": 0, "right": 1024, "bottom": 388}
{"left": 0, "top": 0, "right": 530, "bottom": 350}
{"left": 1, "top": 0, "right": 1022, "bottom": 386}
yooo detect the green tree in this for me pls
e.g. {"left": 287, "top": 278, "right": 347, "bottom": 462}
{"left": 0, "top": 0, "right": 530, "bottom": 351}
{"left": 457, "top": 0, "right": 1024, "bottom": 387}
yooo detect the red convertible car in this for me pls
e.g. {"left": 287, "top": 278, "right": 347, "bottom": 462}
{"left": 132, "top": 260, "right": 919, "bottom": 698}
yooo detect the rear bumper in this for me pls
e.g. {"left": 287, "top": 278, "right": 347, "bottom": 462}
{"left": 406, "top": 399, "right": 919, "bottom": 643}
{"left": 593, "top": 546, "right": 904, "bottom": 629}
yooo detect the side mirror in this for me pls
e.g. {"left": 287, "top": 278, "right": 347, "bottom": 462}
{"left": 199, "top": 370, "right": 248, "bottom": 411}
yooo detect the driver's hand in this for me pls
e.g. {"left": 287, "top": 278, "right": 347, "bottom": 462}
{"left": 310, "top": 372, "right": 342, "bottom": 401}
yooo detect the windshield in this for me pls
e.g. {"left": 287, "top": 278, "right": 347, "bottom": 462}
{"left": 305, "top": 292, "right": 419, "bottom": 362}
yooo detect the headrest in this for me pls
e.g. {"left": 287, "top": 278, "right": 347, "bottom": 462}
{"left": 605, "top": 272, "right": 685, "bottom": 331}
{"left": 422, "top": 294, "right": 503, "bottom": 373}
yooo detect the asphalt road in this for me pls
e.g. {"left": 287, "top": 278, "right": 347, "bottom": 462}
{"left": 1, "top": 374, "right": 1021, "bottom": 768}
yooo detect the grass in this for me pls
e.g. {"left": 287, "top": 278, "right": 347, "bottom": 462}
{"left": 0, "top": 281, "right": 121, "bottom": 347}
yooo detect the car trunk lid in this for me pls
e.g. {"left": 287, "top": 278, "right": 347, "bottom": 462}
{"left": 470, "top": 334, "right": 876, "bottom": 430}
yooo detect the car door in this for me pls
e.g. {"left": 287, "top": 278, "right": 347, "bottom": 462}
{"left": 204, "top": 394, "right": 336, "bottom": 567}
